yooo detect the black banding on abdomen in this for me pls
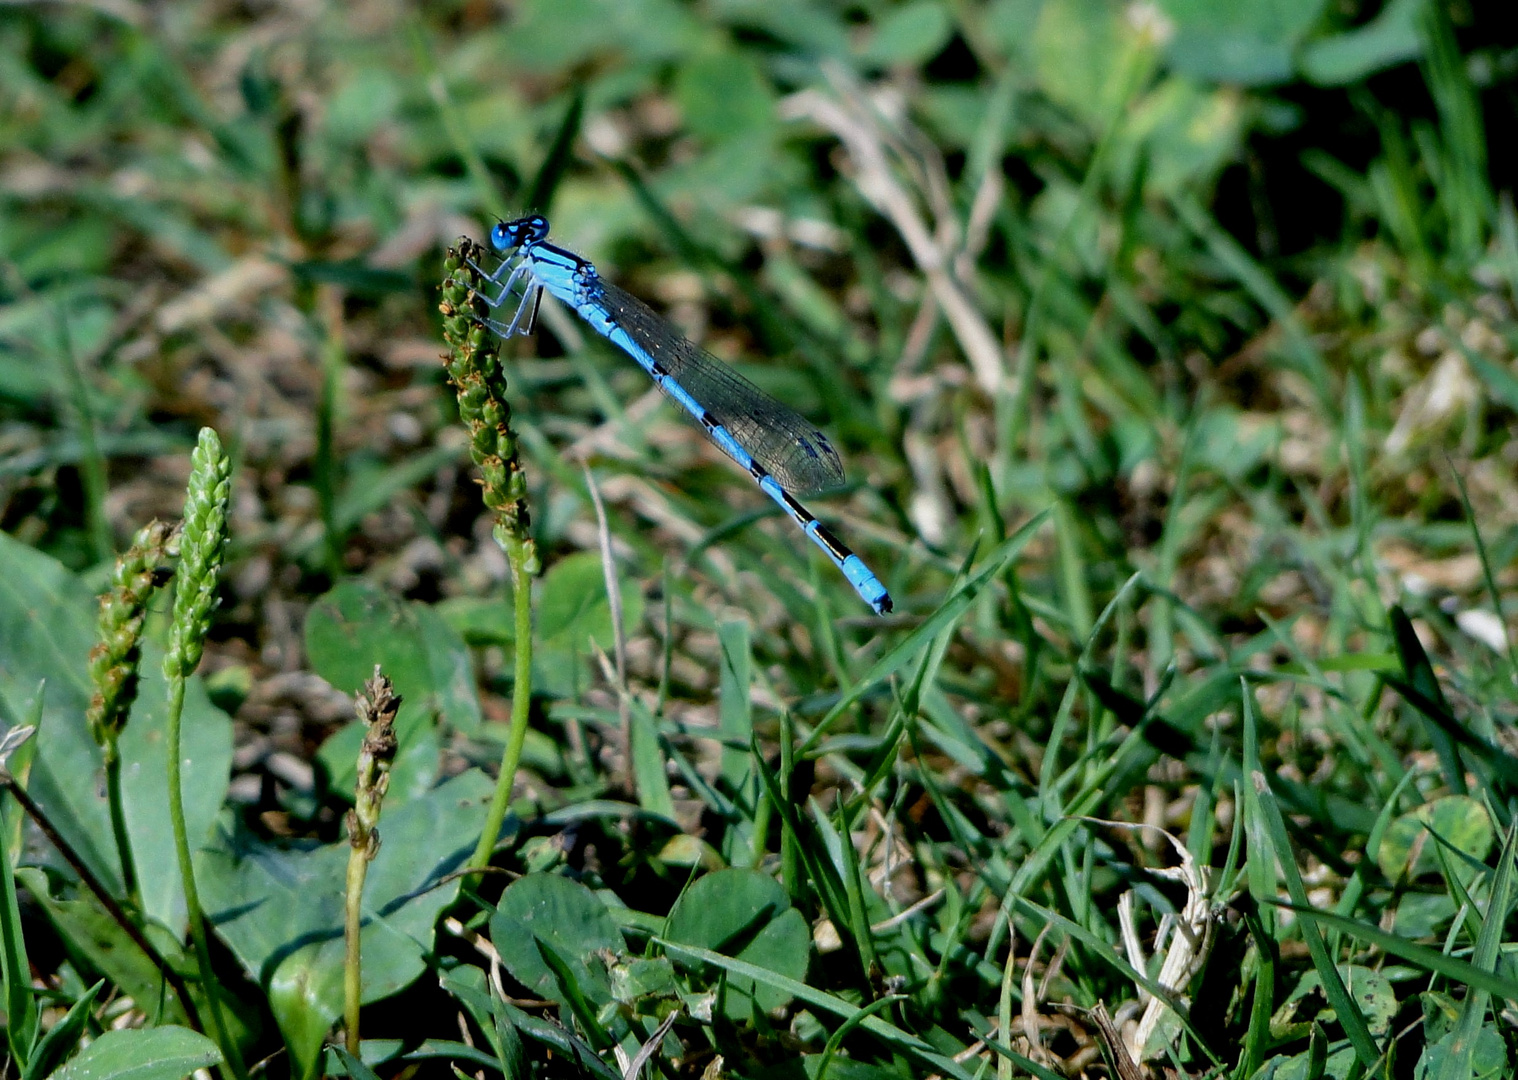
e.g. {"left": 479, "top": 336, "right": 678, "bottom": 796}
{"left": 810, "top": 521, "right": 854, "bottom": 562}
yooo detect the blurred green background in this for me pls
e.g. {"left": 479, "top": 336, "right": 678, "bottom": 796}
{"left": 4, "top": 0, "right": 1518, "bottom": 1076}
{"left": 5, "top": 0, "right": 1511, "bottom": 609}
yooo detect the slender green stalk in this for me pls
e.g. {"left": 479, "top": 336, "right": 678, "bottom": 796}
{"left": 163, "top": 428, "right": 246, "bottom": 1080}
{"left": 315, "top": 284, "right": 346, "bottom": 580}
{"left": 87, "top": 519, "right": 173, "bottom": 909}
{"left": 748, "top": 780, "right": 772, "bottom": 870}
{"left": 344, "top": 670, "right": 400, "bottom": 1055}
{"left": 995, "top": 911, "right": 1016, "bottom": 1080}
{"left": 439, "top": 240, "right": 538, "bottom": 871}
{"left": 474, "top": 566, "right": 534, "bottom": 870}
{"left": 779, "top": 710, "right": 801, "bottom": 906}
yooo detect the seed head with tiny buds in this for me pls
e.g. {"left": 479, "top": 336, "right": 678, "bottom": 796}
{"left": 88, "top": 519, "right": 173, "bottom": 749}
{"left": 440, "top": 239, "right": 538, "bottom": 581}
{"left": 165, "top": 428, "right": 232, "bottom": 683}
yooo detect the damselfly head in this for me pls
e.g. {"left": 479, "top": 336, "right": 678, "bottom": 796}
{"left": 491, "top": 215, "right": 550, "bottom": 252}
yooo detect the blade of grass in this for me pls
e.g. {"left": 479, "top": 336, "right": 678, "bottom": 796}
{"left": 1387, "top": 606, "right": 1466, "bottom": 795}
{"left": 654, "top": 938, "right": 976, "bottom": 1080}
{"left": 627, "top": 697, "right": 676, "bottom": 823}
{"left": 817, "top": 995, "right": 905, "bottom": 1080}
{"left": 718, "top": 620, "right": 753, "bottom": 792}
{"left": 521, "top": 88, "right": 584, "bottom": 215}
{"left": 314, "top": 286, "right": 345, "bottom": 579}
{"left": 1241, "top": 680, "right": 1382, "bottom": 1068}
{"left": 22, "top": 980, "right": 103, "bottom": 1080}
{"left": 585, "top": 465, "right": 631, "bottom": 793}
{"left": 1001, "top": 46, "right": 1149, "bottom": 466}
{"left": 1418, "top": 1, "right": 1491, "bottom": 260}
{"left": 1232, "top": 905, "right": 1277, "bottom": 1080}
{"left": 1448, "top": 463, "right": 1518, "bottom": 685}
{"left": 1280, "top": 901, "right": 1518, "bottom": 1003}
{"left": 533, "top": 938, "right": 616, "bottom": 1052}
{"left": 0, "top": 719, "right": 39, "bottom": 1070}
{"left": 751, "top": 739, "right": 866, "bottom": 990}
{"left": 1433, "top": 822, "right": 1514, "bottom": 1080}
{"left": 1147, "top": 409, "right": 1201, "bottom": 677}
{"left": 0, "top": 839, "right": 31, "bottom": 1065}
{"left": 829, "top": 797, "right": 879, "bottom": 985}
{"left": 52, "top": 304, "right": 112, "bottom": 565}
{"left": 329, "top": 1046, "right": 383, "bottom": 1080}
{"left": 800, "top": 510, "right": 1049, "bottom": 754}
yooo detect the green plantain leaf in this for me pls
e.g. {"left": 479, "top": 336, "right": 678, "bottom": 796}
{"left": 50, "top": 1026, "right": 220, "bottom": 1080}
{"left": 307, "top": 579, "right": 483, "bottom": 802}
{"left": 196, "top": 770, "right": 492, "bottom": 1080}
{"left": 490, "top": 873, "right": 623, "bottom": 1010}
{"left": 0, "top": 531, "right": 232, "bottom": 934}
{"left": 663, "top": 867, "right": 809, "bottom": 1020}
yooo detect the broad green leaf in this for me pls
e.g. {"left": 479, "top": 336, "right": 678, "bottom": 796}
{"left": 606, "top": 954, "right": 677, "bottom": 1004}
{"left": 1394, "top": 892, "right": 1458, "bottom": 938}
{"left": 1377, "top": 795, "right": 1492, "bottom": 884}
{"left": 984, "top": 0, "right": 1046, "bottom": 64}
{"left": 306, "top": 579, "right": 481, "bottom": 736}
{"left": 0, "top": 531, "right": 232, "bottom": 934}
{"left": 663, "top": 867, "right": 809, "bottom": 1019}
{"left": 1157, "top": 0, "right": 1327, "bottom": 85}
{"left": 1272, "top": 1043, "right": 1357, "bottom": 1080}
{"left": 1118, "top": 78, "right": 1244, "bottom": 199}
{"left": 490, "top": 873, "right": 623, "bottom": 1009}
{"left": 1033, "top": 0, "right": 1150, "bottom": 129}
{"left": 315, "top": 719, "right": 439, "bottom": 809}
{"left": 532, "top": 552, "right": 645, "bottom": 698}
{"left": 307, "top": 579, "right": 482, "bottom": 801}
{"left": 1300, "top": 0, "right": 1424, "bottom": 86}
{"left": 1415, "top": 1025, "right": 1507, "bottom": 1080}
{"left": 437, "top": 595, "right": 516, "bottom": 646}
{"left": 324, "top": 68, "right": 402, "bottom": 145}
{"left": 197, "top": 770, "right": 492, "bottom": 1080}
{"left": 857, "top": 1, "right": 953, "bottom": 67}
{"left": 1282, "top": 965, "right": 1397, "bottom": 1037}
{"left": 50, "top": 1026, "right": 220, "bottom": 1080}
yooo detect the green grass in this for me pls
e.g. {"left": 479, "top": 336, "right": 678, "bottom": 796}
{"left": 1, "top": 1, "right": 1517, "bottom": 1079}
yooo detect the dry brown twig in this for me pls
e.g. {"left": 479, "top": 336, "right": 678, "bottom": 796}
{"left": 781, "top": 63, "right": 1009, "bottom": 547}
{"left": 1092, "top": 819, "right": 1219, "bottom": 1063}
{"left": 780, "top": 63, "right": 1008, "bottom": 397}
